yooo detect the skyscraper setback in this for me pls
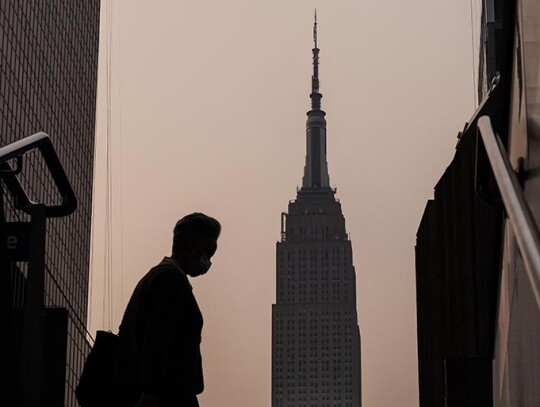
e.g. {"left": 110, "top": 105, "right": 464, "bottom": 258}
{"left": 272, "top": 15, "right": 362, "bottom": 407}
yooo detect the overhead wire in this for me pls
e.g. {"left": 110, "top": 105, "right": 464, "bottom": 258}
{"left": 117, "top": 0, "right": 125, "bottom": 311}
{"left": 88, "top": 0, "right": 124, "bottom": 337}
{"left": 103, "top": 0, "right": 114, "bottom": 331}
{"left": 470, "top": 0, "right": 479, "bottom": 108}
{"left": 104, "top": 0, "right": 124, "bottom": 332}
{"left": 89, "top": 0, "right": 114, "bottom": 336}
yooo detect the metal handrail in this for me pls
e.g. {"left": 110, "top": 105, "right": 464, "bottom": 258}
{"left": 477, "top": 116, "right": 540, "bottom": 310}
{"left": 0, "top": 132, "right": 77, "bottom": 217}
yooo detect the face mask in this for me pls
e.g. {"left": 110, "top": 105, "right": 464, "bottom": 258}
{"left": 198, "top": 255, "right": 212, "bottom": 274}
{"left": 185, "top": 252, "right": 212, "bottom": 277}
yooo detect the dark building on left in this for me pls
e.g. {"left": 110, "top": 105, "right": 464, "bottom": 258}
{"left": 0, "top": 2, "right": 101, "bottom": 406}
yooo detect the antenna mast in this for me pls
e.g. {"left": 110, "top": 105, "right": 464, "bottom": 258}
{"left": 312, "top": 9, "right": 319, "bottom": 95}
{"left": 311, "top": 9, "right": 322, "bottom": 109}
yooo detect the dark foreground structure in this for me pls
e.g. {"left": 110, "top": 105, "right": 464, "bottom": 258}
{"left": 272, "top": 17, "right": 362, "bottom": 407}
{"left": 0, "top": 2, "right": 101, "bottom": 406}
{"left": 415, "top": 0, "right": 540, "bottom": 405}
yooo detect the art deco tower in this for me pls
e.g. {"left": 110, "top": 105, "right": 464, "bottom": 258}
{"left": 272, "top": 14, "right": 362, "bottom": 407}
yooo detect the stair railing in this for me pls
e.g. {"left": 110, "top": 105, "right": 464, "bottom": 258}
{"left": 0, "top": 132, "right": 77, "bottom": 407}
{"left": 477, "top": 116, "right": 540, "bottom": 311}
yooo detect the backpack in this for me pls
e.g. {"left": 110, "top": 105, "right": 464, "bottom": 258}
{"left": 76, "top": 330, "right": 118, "bottom": 407}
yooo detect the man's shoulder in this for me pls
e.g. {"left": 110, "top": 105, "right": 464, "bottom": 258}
{"left": 145, "top": 257, "right": 191, "bottom": 290}
{"left": 155, "top": 257, "right": 183, "bottom": 272}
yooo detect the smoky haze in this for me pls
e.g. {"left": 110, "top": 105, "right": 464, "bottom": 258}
{"left": 89, "top": 1, "right": 477, "bottom": 406}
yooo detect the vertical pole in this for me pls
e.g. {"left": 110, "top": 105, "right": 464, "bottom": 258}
{"left": 20, "top": 204, "right": 46, "bottom": 407}
{"left": 0, "top": 183, "right": 23, "bottom": 406}
{"left": 281, "top": 212, "right": 287, "bottom": 241}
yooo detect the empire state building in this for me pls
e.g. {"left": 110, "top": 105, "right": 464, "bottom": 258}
{"left": 271, "top": 14, "right": 362, "bottom": 407}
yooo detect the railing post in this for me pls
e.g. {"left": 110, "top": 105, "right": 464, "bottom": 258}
{"left": 20, "top": 204, "right": 47, "bottom": 407}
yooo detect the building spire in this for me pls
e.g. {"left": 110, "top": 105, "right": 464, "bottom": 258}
{"left": 301, "top": 10, "right": 330, "bottom": 192}
{"left": 314, "top": 9, "right": 318, "bottom": 48}
{"left": 311, "top": 9, "right": 322, "bottom": 109}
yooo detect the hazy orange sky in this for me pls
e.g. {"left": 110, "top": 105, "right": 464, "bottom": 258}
{"left": 89, "top": 1, "right": 480, "bottom": 405}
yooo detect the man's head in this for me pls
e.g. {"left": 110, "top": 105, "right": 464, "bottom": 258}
{"left": 172, "top": 212, "right": 221, "bottom": 277}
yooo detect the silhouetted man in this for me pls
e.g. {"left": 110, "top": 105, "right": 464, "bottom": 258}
{"left": 115, "top": 213, "right": 221, "bottom": 407}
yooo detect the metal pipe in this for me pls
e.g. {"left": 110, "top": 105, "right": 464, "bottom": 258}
{"left": 0, "top": 132, "right": 77, "bottom": 217}
{"left": 478, "top": 115, "right": 540, "bottom": 310}
{"left": 20, "top": 204, "right": 47, "bottom": 407}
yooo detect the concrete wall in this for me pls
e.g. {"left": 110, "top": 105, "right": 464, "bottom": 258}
{"left": 493, "top": 0, "right": 540, "bottom": 405}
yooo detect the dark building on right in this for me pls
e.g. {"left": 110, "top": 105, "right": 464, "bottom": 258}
{"left": 415, "top": 0, "right": 540, "bottom": 406}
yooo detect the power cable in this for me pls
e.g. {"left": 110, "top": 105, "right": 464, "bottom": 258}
{"left": 103, "top": 0, "right": 114, "bottom": 331}
{"left": 470, "top": 0, "right": 479, "bottom": 107}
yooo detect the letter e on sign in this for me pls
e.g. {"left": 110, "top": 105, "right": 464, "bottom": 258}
{"left": 7, "top": 235, "right": 18, "bottom": 250}
{"left": 2, "top": 222, "right": 31, "bottom": 261}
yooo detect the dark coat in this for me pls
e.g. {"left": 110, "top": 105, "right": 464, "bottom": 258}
{"left": 115, "top": 257, "right": 204, "bottom": 404}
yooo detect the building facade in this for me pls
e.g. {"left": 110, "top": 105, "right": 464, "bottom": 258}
{"left": 0, "top": 2, "right": 100, "bottom": 406}
{"left": 415, "top": 0, "right": 540, "bottom": 405}
{"left": 272, "top": 18, "right": 362, "bottom": 407}
{"left": 490, "top": 0, "right": 540, "bottom": 404}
